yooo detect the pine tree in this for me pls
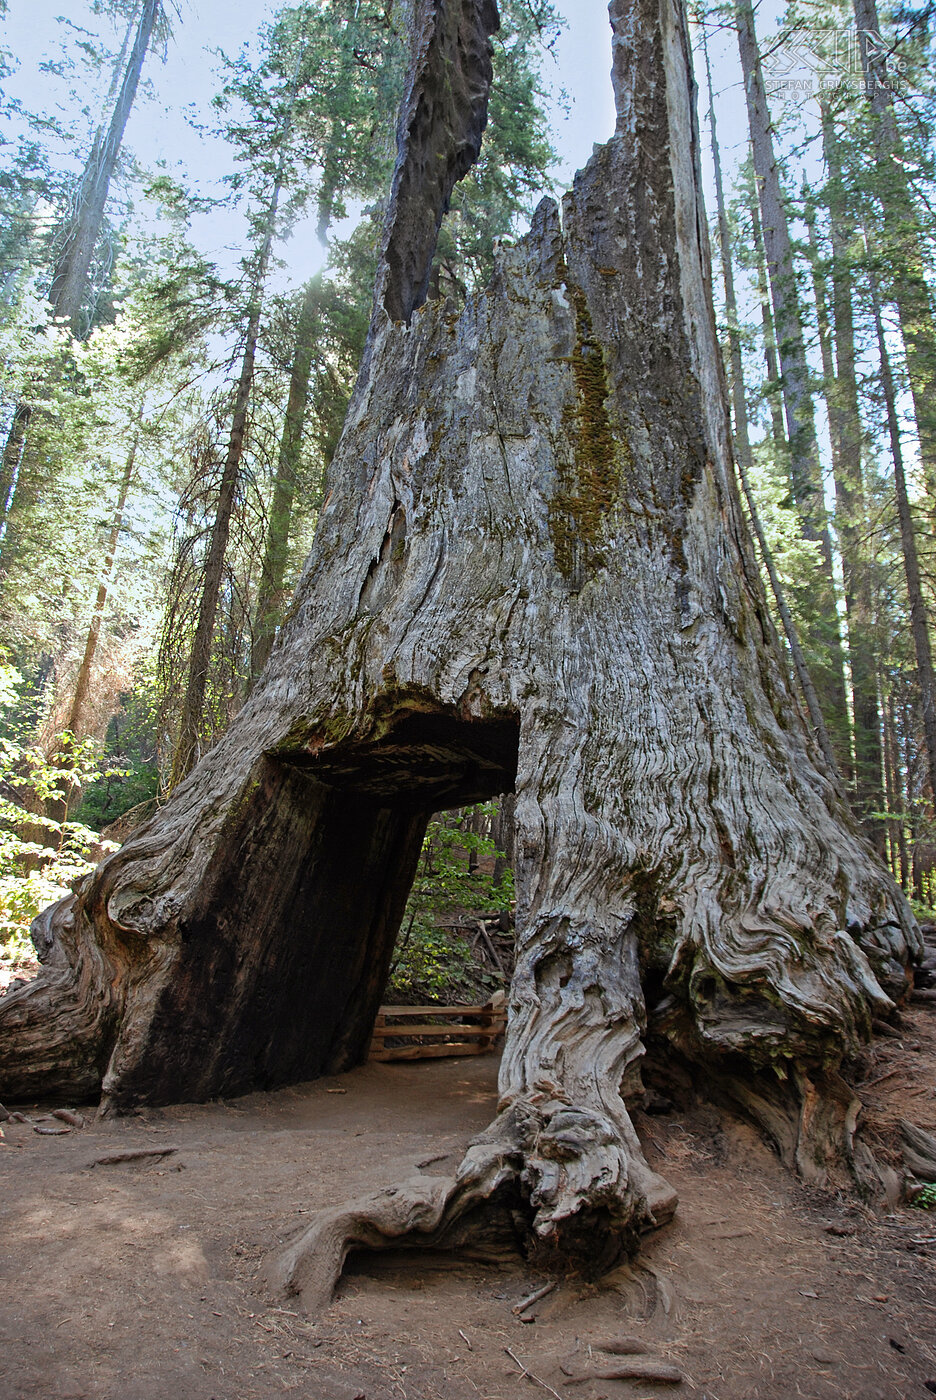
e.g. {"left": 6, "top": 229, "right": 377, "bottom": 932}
{"left": 734, "top": 0, "right": 852, "bottom": 763}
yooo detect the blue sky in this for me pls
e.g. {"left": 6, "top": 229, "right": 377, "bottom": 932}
{"left": 0, "top": 0, "right": 819, "bottom": 312}
{"left": 2, "top": 1, "right": 627, "bottom": 289}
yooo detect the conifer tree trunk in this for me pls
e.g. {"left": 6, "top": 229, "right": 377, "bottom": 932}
{"left": 49, "top": 0, "right": 160, "bottom": 335}
{"left": 750, "top": 199, "right": 788, "bottom": 452}
{"left": 867, "top": 258, "right": 936, "bottom": 803}
{"left": 0, "top": 3, "right": 158, "bottom": 559}
{"left": 491, "top": 790, "right": 515, "bottom": 889}
{"left": 0, "top": 0, "right": 920, "bottom": 1294}
{"left": 250, "top": 280, "right": 319, "bottom": 682}
{"left": 171, "top": 170, "right": 284, "bottom": 785}
{"left": 735, "top": 0, "right": 851, "bottom": 762}
{"left": 0, "top": 404, "right": 29, "bottom": 541}
{"left": 702, "top": 33, "right": 835, "bottom": 770}
{"left": 817, "top": 119, "right": 886, "bottom": 839}
{"left": 885, "top": 694, "right": 910, "bottom": 887}
{"left": 735, "top": 0, "right": 820, "bottom": 514}
{"left": 67, "top": 426, "right": 141, "bottom": 738}
{"left": 881, "top": 683, "right": 901, "bottom": 882}
{"left": 852, "top": 0, "right": 936, "bottom": 513}
{"left": 804, "top": 198, "right": 883, "bottom": 847}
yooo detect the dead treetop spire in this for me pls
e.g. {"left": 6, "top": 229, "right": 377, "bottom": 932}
{"left": 380, "top": 0, "right": 500, "bottom": 324}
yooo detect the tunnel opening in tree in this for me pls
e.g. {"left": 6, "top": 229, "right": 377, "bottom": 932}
{"left": 93, "top": 704, "right": 520, "bottom": 1110}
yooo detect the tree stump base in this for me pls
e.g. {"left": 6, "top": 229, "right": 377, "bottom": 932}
{"left": 0, "top": 0, "right": 923, "bottom": 1298}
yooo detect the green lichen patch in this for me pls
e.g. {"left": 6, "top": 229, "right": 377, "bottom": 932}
{"left": 548, "top": 281, "right": 625, "bottom": 582}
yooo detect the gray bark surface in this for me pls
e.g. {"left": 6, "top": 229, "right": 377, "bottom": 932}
{"left": 0, "top": 0, "right": 920, "bottom": 1282}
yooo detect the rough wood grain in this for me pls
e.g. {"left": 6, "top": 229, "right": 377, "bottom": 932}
{"left": 0, "top": 0, "right": 922, "bottom": 1293}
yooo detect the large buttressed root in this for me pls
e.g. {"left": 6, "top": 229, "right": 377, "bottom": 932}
{"left": 0, "top": 0, "right": 921, "bottom": 1299}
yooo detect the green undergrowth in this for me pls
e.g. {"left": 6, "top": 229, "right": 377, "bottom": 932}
{"left": 0, "top": 663, "right": 119, "bottom": 969}
{"left": 386, "top": 802, "right": 514, "bottom": 1005}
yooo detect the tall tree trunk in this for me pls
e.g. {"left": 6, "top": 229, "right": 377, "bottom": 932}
{"left": 817, "top": 112, "right": 884, "bottom": 840}
{"left": 750, "top": 198, "right": 788, "bottom": 453}
{"left": 170, "top": 168, "right": 284, "bottom": 786}
{"left": 819, "top": 112, "right": 887, "bottom": 844}
{"left": 250, "top": 280, "right": 319, "bottom": 683}
{"left": 734, "top": 0, "right": 851, "bottom": 763}
{"left": 889, "top": 694, "right": 910, "bottom": 889}
{"left": 49, "top": 0, "right": 160, "bottom": 335}
{"left": 735, "top": 0, "right": 820, "bottom": 515}
{"left": 881, "top": 680, "right": 901, "bottom": 882}
{"left": 866, "top": 257, "right": 936, "bottom": 803}
{"left": 491, "top": 791, "right": 515, "bottom": 890}
{"left": 852, "top": 0, "right": 936, "bottom": 514}
{"left": 804, "top": 198, "right": 884, "bottom": 847}
{"left": 0, "top": 3, "right": 158, "bottom": 566}
{"left": 0, "top": 0, "right": 919, "bottom": 1300}
{"left": 0, "top": 404, "right": 30, "bottom": 543}
{"left": 67, "top": 426, "right": 141, "bottom": 738}
{"left": 702, "top": 31, "right": 836, "bottom": 770}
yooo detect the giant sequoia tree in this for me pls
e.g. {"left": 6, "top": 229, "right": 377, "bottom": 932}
{"left": 0, "top": 0, "right": 921, "bottom": 1294}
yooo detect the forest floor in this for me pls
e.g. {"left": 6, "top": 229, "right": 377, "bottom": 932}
{"left": 2, "top": 1004, "right": 936, "bottom": 1400}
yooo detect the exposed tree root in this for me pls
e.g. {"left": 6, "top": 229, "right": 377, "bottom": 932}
{"left": 901, "top": 1119, "right": 936, "bottom": 1181}
{"left": 264, "top": 1088, "right": 679, "bottom": 1315}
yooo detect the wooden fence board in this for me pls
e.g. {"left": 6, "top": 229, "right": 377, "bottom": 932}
{"left": 369, "top": 994, "right": 506, "bottom": 1063}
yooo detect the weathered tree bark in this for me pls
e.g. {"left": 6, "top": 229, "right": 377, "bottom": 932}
{"left": 0, "top": 0, "right": 921, "bottom": 1297}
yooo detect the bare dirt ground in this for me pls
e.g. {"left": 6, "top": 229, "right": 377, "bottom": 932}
{"left": 2, "top": 1008, "right": 936, "bottom": 1400}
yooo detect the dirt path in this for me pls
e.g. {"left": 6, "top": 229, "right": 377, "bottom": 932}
{"left": 2, "top": 1017, "right": 936, "bottom": 1400}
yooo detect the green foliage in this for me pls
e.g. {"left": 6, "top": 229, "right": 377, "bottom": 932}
{"left": 75, "top": 678, "right": 159, "bottom": 828}
{"left": 0, "top": 664, "right": 116, "bottom": 965}
{"left": 387, "top": 803, "right": 514, "bottom": 1002}
{"left": 913, "top": 1183, "right": 936, "bottom": 1210}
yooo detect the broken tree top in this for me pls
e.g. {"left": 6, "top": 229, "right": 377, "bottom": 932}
{"left": 0, "top": 0, "right": 920, "bottom": 1285}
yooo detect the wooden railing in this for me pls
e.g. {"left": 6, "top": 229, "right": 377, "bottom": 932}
{"left": 369, "top": 992, "right": 507, "bottom": 1062}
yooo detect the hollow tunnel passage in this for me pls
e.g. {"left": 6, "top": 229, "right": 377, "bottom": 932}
{"left": 110, "top": 706, "right": 520, "bottom": 1109}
